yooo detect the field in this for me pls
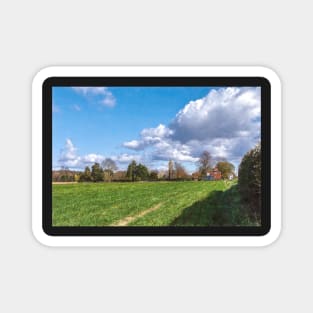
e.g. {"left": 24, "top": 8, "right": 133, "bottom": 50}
{"left": 52, "top": 180, "right": 257, "bottom": 227}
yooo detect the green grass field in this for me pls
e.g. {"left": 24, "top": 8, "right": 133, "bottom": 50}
{"left": 52, "top": 180, "right": 257, "bottom": 226}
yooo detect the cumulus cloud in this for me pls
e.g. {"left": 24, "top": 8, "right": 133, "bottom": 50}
{"left": 123, "top": 124, "right": 173, "bottom": 150}
{"left": 171, "top": 87, "right": 260, "bottom": 143}
{"left": 72, "top": 86, "right": 116, "bottom": 107}
{"left": 81, "top": 154, "right": 105, "bottom": 164}
{"left": 58, "top": 87, "right": 260, "bottom": 171}
{"left": 58, "top": 139, "right": 81, "bottom": 167}
{"left": 112, "top": 153, "right": 142, "bottom": 164}
{"left": 57, "top": 139, "right": 140, "bottom": 169}
{"left": 99, "top": 90, "right": 116, "bottom": 107}
{"left": 141, "top": 124, "right": 174, "bottom": 138}
{"left": 123, "top": 139, "right": 144, "bottom": 150}
{"left": 152, "top": 140, "right": 198, "bottom": 162}
{"left": 122, "top": 87, "right": 261, "bottom": 167}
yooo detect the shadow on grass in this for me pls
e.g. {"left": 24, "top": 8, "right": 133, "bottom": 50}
{"left": 170, "top": 184, "right": 257, "bottom": 226}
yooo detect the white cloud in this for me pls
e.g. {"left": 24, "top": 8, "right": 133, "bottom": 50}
{"left": 99, "top": 90, "right": 116, "bottom": 107}
{"left": 58, "top": 139, "right": 102, "bottom": 168}
{"left": 151, "top": 138, "right": 198, "bottom": 163}
{"left": 123, "top": 124, "right": 173, "bottom": 150}
{"left": 141, "top": 124, "right": 174, "bottom": 138}
{"left": 112, "top": 153, "right": 142, "bottom": 164}
{"left": 58, "top": 139, "right": 81, "bottom": 167}
{"left": 122, "top": 87, "right": 261, "bottom": 167}
{"left": 171, "top": 87, "right": 260, "bottom": 143}
{"left": 152, "top": 143, "right": 199, "bottom": 162}
{"left": 72, "top": 87, "right": 108, "bottom": 96}
{"left": 57, "top": 139, "right": 141, "bottom": 169}
{"left": 81, "top": 154, "right": 105, "bottom": 164}
{"left": 57, "top": 88, "right": 260, "bottom": 171}
{"left": 122, "top": 140, "right": 143, "bottom": 150}
{"left": 72, "top": 87, "right": 116, "bottom": 107}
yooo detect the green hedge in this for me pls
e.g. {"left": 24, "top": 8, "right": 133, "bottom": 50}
{"left": 238, "top": 143, "right": 261, "bottom": 218}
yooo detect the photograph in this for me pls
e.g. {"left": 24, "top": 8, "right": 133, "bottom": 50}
{"left": 52, "top": 85, "right": 262, "bottom": 227}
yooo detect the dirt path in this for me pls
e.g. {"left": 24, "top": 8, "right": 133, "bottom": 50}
{"left": 112, "top": 203, "right": 162, "bottom": 226}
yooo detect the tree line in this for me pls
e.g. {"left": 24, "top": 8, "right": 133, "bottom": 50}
{"left": 53, "top": 151, "right": 237, "bottom": 183}
{"left": 78, "top": 159, "right": 192, "bottom": 182}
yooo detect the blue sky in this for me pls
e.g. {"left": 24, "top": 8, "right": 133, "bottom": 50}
{"left": 53, "top": 86, "right": 261, "bottom": 173}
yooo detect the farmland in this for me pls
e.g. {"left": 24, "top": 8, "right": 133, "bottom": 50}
{"left": 52, "top": 180, "right": 258, "bottom": 227}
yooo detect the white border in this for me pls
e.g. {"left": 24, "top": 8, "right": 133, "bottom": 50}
{"left": 32, "top": 66, "right": 281, "bottom": 247}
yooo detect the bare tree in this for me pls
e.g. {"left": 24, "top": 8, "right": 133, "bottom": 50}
{"left": 175, "top": 162, "right": 188, "bottom": 179}
{"left": 168, "top": 160, "right": 174, "bottom": 180}
{"left": 198, "top": 151, "right": 213, "bottom": 176}
{"left": 101, "top": 158, "right": 117, "bottom": 182}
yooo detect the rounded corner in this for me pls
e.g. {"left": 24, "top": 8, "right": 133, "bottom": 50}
{"left": 31, "top": 225, "right": 54, "bottom": 247}
{"left": 259, "top": 224, "right": 282, "bottom": 247}
{"left": 256, "top": 66, "right": 282, "bottom": 88}
{"left": 32, "top": 66, "right": 59, "bottom": 90}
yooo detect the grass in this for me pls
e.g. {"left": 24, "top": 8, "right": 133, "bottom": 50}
{"left": 52, "top": 180, "right": 258, "bottom": 226}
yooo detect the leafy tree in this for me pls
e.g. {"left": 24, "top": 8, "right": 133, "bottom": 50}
{"left": 58, "top": 166, "right": 73, "bottom": 182}
{"left": 198, "top": 151, "right": 213, "bottom": 176}
{"left": 238, "top": 143, "right": 261, "bottom": 219}
{"left": 84, "top": 166, "right": 92, "bottom": 180}
{"left": 136, "top": 163, "right": 149, "bottom": 180}
{"left": 149, "top": 171, "right": 158, "bottom": 181}
{"left": 74, "top": 173, "right": 80, "bottom": 182}
{"left": 216, "top": 161, "right": 235, "bottom": 179}
{"left": 103, "top": 170, "right": 111, "bottom": 182}
{"left": 91, "top": 162, "right": 103, "bottom": 182}
{"left": 126, "top": 161, "right": 151, "bottom": 181}
{"left": 126, "top": 160, "right": 137, "bottom": 182}
{"left": 60, "top": 175, "right": 67, "bottom": 182}
{"left": 79, "top": 166, "right": 92, "bottom": 182}
{"left": 101, "top": 158, "right": 117, "bottom": 182}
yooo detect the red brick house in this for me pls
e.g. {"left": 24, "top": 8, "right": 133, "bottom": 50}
{"left": 205, "top": 167, "right": 222, "bottom": 181}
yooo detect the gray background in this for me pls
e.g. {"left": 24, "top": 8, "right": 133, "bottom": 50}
{"left": 0, "top": 1, "right": 311, "bottom": 312}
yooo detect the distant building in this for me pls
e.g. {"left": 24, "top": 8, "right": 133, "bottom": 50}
{"left": 203, "top": 167, "right": 222, "bottom": 181}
